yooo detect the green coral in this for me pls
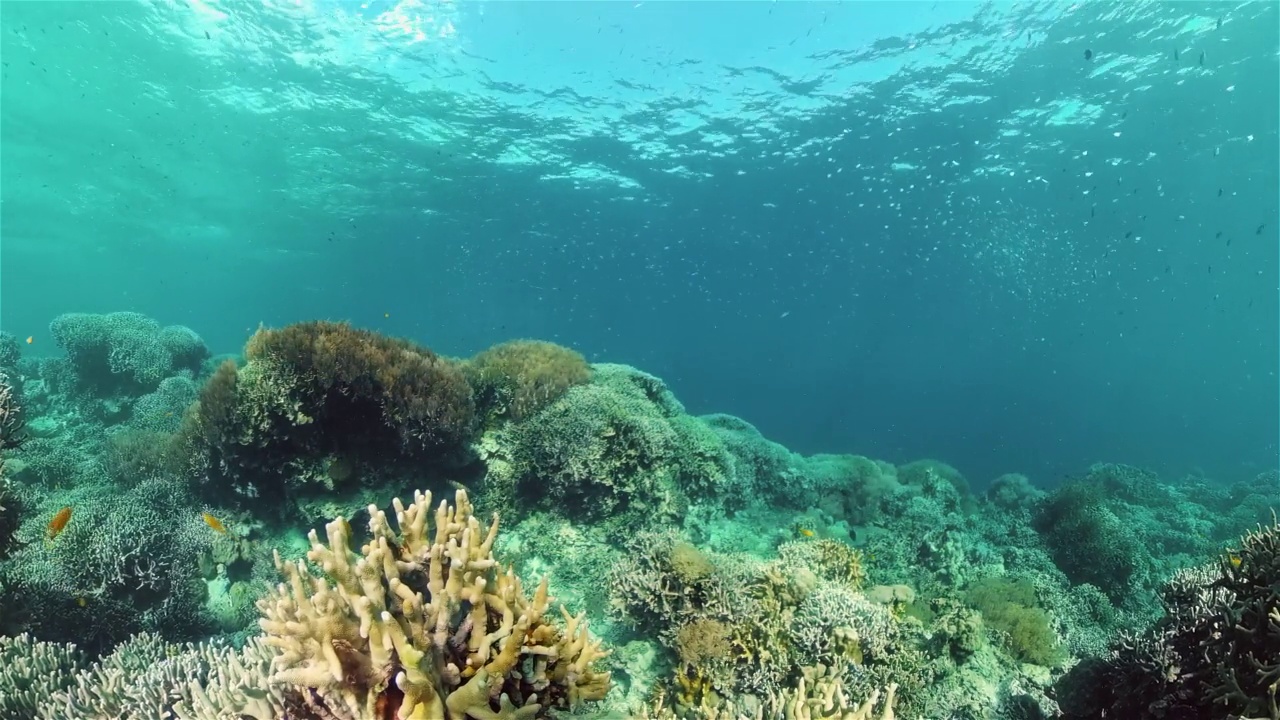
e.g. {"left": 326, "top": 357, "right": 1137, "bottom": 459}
{"left": 503, "top": 364, "right": 736, "bottom": 531}
{"left": 965, "top": 577, "right": 1063, "bottom": 667}
{"left": 1034, "top": 479, "right": 1142, "bottom": 603}
{"left": 465, "top": 339, "right": 591, "bottom": 422}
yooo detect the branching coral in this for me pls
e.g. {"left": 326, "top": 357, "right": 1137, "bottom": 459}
{"left": 643, "top": 662, "right": 898, "bottom": 720}
{"left": 609, "top": 529, "right": 906, "bottom": 719}
{"left": 1056, "top": 515, "right": 1280, "bottom": 719}
{"left": 257, "top": 488, "right": 611, "bottom": 719}
{"left": 0, "top": 479, "right": 217, "bottom": 651}
{"left": 0, "top": 633, "right": 85, "bottom": 718}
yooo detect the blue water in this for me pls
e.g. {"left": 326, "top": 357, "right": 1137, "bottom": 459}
{"left": 2, "top": 0, "right": 1276, "bottom": 488}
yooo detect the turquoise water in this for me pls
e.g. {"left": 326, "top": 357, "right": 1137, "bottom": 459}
{"left": 0, "top": 2, "right": 1277, "bottom": 719}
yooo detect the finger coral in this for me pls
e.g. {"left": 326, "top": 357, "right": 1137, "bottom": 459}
{"left": 258, "top": 488, "right": 612, "bottom": 720}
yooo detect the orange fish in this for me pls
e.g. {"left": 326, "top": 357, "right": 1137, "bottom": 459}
{"left": 47, "top": 506, "right": 72, "bottom": 541}
{"left": 202, "top": 512, "right": 228, "bottom": 534}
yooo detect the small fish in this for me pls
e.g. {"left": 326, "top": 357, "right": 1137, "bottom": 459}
{"left": 1199, "top": 51, "right": 1204, "bottom": 66}
{"left": 1084, "top": 48, "right": 1093, "bottom": 60}
{"left": 47, "top": 506, "right": 72, "bottom": 541}
{"left": 384, "top": 312, "right": 390, "bottom": 318}
{"left": 25, "top": 336, "right": 33, "bottom": 344}
{"left": 1227, "top": 553, "right": 1242, "bottom": 569}
{"left": 1216, "top": 18, "right": 1222, "bottom": 30}
{"left": 1218, "top": 189, "right": 1222, "bottom": 197}
{"left": 1256, "top": 224, "right": 1266, "bottom": 235}
{"left": 204, "top": 30, "right": 211, "bottom": 39}
{"left": 76, "top": 597, "right": 87, "bottom": 608}
{"left": 798, "top": 527, "right": 816, "bottom": 538}
{"left": 202, "top": 512, "right": 228, "bottom": 534}
{"left": 1174, "top": 48, "right": 1179, "bottom": 61}
{"left": 1124, "top": 231, "right": 1132, "bottom": 239}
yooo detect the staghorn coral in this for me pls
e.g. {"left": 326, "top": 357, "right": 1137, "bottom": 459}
{"left": 0, "top": 633, "right": 85, "bottom": 718}
{"left": 1056, "top": 516, "right": 1280, "bottom": 719}
{"left": 778, "top": 538, "right": 866, "bottom": 591}
{"left": 642, "top": 662, "right": 897, "bottom": 720}
{"left": 0, "top": 478, "right": 217, "bottom": 651}
{"left": 466, "top": 339, "right": 591, "bottom": 422}
{"left": 257, "top": 488, "right": 611, "bottom": 719}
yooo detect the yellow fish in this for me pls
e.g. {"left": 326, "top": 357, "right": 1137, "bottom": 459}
{"left": 798, "top": 527, "right": 816, "bottom": 538}
{"left": 202, "top": 512, "right": 228, "bottom": 535}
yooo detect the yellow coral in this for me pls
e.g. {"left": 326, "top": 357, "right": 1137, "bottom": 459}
{"left": 257, "top": 489, "right": 611, "bottom": 719}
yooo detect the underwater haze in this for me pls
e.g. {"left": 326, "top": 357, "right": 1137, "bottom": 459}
{"left": 1, "top": 0, "right": 1277, "bottom": 486}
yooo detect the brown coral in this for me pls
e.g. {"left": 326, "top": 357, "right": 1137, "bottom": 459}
{"left": 466, "top": 340, "right": 590, "bottom": 422}
{"left": 245, "top": 321, "right": 475, "bottom": 452}
{"left": 175, "top": 323, "right": 477, "bottom": 504}
{"left": 676, "top": 619, "right": 733, "bottom": 668}
{"left": 669, "top": 542, "right": 716, "bottom": 585}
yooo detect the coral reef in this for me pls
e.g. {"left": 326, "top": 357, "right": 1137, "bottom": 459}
{"left": 1033, "top": 477, "right": 1143, "bottom": 603}
{"left": 466, "top": 339, "right": 591, "bottom": 422}
{"left": 609, "top": 529, "right": 906, "bottom": 719}
{"left": 496, "top": 364, "right": 741, "bottom": 532}
{"left": 0, "top": 479, "right": 219, "bottom": 650}
{"left": 175, "top": 322, "right": 477, "bottom": 508}
{"left": 0, "top": 373, "right": 26, "bottom": 557}
{"left": 1057, "top": 515, "right": 1280, "bottom": 719}
{"left": 256, "top": 487, "right": 611, "bottom": 719}
{"left": 48, "top": 312, "right": 208, "bottom": 395}
{"left": 1, "top": 314, "right": 1278, "bottom": 720}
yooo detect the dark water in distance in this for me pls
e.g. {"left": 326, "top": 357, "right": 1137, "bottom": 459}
{"left": 1, "top": 0, "right": 1276, "bottom": 486}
